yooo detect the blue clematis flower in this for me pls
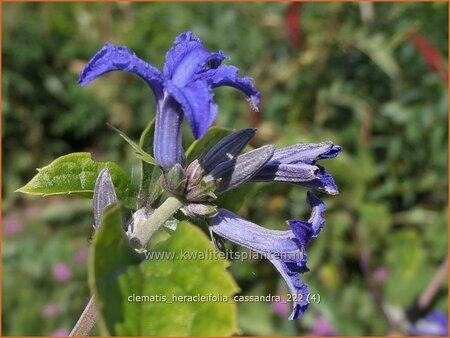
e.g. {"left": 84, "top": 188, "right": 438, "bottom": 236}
{"left": 248, "top": 141, "right": 341, "bottom": 194}
{"left": 79, "top": 32, "right": 259, "bottom": 168}
{"left": 210, "top": 191, "right": 326, "bottom": 320}
{"left": 153, "top": 128, "right": 338, "bottom": 319}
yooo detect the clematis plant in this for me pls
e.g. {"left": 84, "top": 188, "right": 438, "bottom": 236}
{"left": 19, "top": 31, "right": 340, "bottom": 335}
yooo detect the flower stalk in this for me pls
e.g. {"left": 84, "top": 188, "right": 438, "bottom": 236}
{"left": 69, "top": 296, "right": 97, "bottom": 336}
{"left": 128, "top": 196, "right": 184, "bottom": 249}
{"left": 70, "top": 171, "right": 184, "bottom": 335}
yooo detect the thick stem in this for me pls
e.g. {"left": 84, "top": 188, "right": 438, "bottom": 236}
{"left": 70, "top": 196, "right": 183, "bottom": 336}
{"left": 69, "top": 296, "right": 97, "bottom": 336}
{"left": 130, "top": 196, "right": 183, "bottom": 248}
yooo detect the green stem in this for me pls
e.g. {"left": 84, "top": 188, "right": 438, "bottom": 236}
{"left": 69, "top": 196, "right": 183, "bottom": 336}
{"left": 130, "top": 195, "right": 183, "bottom": 249}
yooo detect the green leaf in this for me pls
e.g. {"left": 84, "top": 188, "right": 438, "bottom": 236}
{"left": 94, "top": 221, "right": 239, "bottom": 336}
{"left": 138, "top": 119, "right": 162, "bottom": 207}
{"left": 89, "top": 203, "right": 142, "bottom": 335}
{"left": 185, "top": 126, "right": 234, "bottom": 163}
{"left": 108, "top": 123, "right": 157, "bottom": 166}
{"left": 16, "top": 152, "right": 136, "bottom": 209}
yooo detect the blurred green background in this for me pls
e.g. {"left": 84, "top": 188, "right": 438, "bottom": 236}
{"left": 2, "top": 2, "right": 448, "bottom": 336}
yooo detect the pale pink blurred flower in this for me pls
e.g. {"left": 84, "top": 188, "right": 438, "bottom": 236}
{"left": 307, "top": 316, "right": 337, "bottom": 336}
{"left": 3, "top": 216, "right": 24, "bottom": 236}
{"left": 52, "top": 328, "right": 69, "bottom": 336}
{"left": 41, "top": 303, "right": 61, "bottom": 318}
{"left": 73, "top": 249, "right": 88, "bottom": 265}
{"left": 372, "top": 267, "right": 389, "bottom": 284}
{"left": 272, "top": 294, "right": 290, "bottom": 317}
{"left": 52, "top": 263, "right": 72, "bottom": 282}
{"left": 25, "top": 206, "right": 39, "bottom": 218}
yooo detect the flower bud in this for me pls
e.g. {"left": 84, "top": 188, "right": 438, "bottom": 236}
{"left": 183, "top": 203, "right": 218, "bottom": 218}
{"left": 160, "top": 163, "right": 187, "bottom": 195}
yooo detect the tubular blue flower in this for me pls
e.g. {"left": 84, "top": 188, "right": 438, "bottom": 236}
{"left": 79, "top": 32, "right": 259, "bottom": 168}
{"left": 209, "top": 191, "right": 326, "bottom": 320}
{"left": 195, "top": 129, "right": 341, "bottom": 196}
{"left": 248, "top": 141, "right": 341, "bottom": 194}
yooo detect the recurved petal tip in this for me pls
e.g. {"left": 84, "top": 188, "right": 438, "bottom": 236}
{"left": 79, "top": 42, "right": 163, "bottom": 98}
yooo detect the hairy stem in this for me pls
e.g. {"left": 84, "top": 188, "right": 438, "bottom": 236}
{"left": 130, "top": 196, "right": 183, "bottom": 248}
{"left": 70, "top": 196, "right": 183, "bottom": 336}
{"left": 69, "top": 296, "right": 97, "bottom": 336}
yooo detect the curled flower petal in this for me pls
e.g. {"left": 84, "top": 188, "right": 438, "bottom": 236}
{"left": 248, "top": 141, "right": 341, "bottom": 194}
{"left": 206, "top": 145, "right": 275, "bottom": 193}
{"left": 209, "top": 205, "right": 324, "bottom": 320}
{"left": 296, "top": 166, "right": 339, "bottom": 195}
{"left": 271, "top": 141, "right": 341, "bottom": 164}
{"left": 79, "top": 43, "right": 163, "bottom": 100}
{"left": 249, "top": 162, "right": 338, "bottom": 194}
{"left": 206, "top": 65, "right": 261, "bottom": 111}
{"left": 154, "top": 94, "right": 185, "bottom": 168}
{"left": 79, "top": 33, "right": 260, "bottom": 167}
{"left": 163, "top": 32, "right": 228, "bottom": 87}
{"left": 93, "top": 168, "right": 117, "bottom": 229}
{"left": 165, "top": 80, "right": 217, "bottom": 139}
{"left": 270, "top": 258, "right": 309, "bottom": 320}
{"left": 202, "top": 128, "right": 257, "bottom": 173}
{"left": 288, "top": 191, "right": 326, "bottom": 245}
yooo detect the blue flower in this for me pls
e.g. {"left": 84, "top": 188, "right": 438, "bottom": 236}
{"left": 209, "top": 192, "right": 326, "bottom": 320}
{"left": 93, "top": 128, "right": 341, "bottom": 320}
{"left": 184, "top": 129, "right": 340, "bottom": 319}
{"left": 83, "top": 31, "right": 341, "bottom": 321}
{"left": 79, "top": 32, "right": 259, "bottom": 168}
{"left": 408, "top": 311, "right": 448, "bottom": 336}
{"left": 248, "top": 141, "right": 341, "bottom": 194}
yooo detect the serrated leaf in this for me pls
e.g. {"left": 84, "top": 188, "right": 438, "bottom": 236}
{"left": 185, "top": 126, "right": 234, "bottom": 163}
{"left": 95, "top": 221, "right": 239, "bottom": 336}
{"left": 16, "top": 152, "right": 136, "bottom": 209}
{"left": 138, "top": 119, "right": 162, "bottom": 207}
{"left": 89, "top": 203, "right": 141, "bottom": 335}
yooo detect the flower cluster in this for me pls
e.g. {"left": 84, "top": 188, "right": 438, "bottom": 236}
{"left": 83, "top": 32, "right": 341, "bottom": 320}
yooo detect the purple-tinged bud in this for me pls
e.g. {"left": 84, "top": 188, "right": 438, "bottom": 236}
{"left": 205, "top": 144, "right": 275, "bottom": 193}
{"left": 202, "top": 128, "right": 256, "bottom": 173}
{"left": 185, "top": 179, "right": 217, "bottom": 202}
{"left": 160, "top": 163, "right": 187, "bottom": 196}
{"left": 183, "top": 203, "right": 218, "bottom": 218}
{"left": 185, "top": 159, "right": 204, "bottom": 188}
